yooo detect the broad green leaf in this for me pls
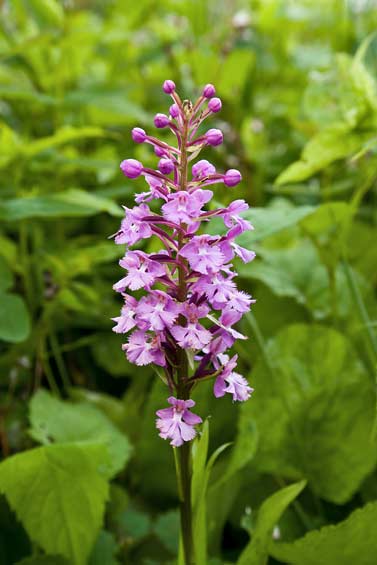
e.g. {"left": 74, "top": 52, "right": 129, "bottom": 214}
{"left": 241, "top": 324, "right": 376, "bottom": 503}
{"left": 0, "top": 293, "right": 31, "bottom": 343}
{"left": 276, "top": 126, "right": 369, "bottom": 185}
{"left": 154, "top": 510, "right": 179, "bottom": 555}
{"left": 0, "top": 189, "right": 122, "bottom": 221}
{"left": 240, "top": 240, "right": 352, "bottom": 319}
{"left": 271, "top": 501, "right": 377, "bottom": 565}
{"left": 89, "top": 530, "right": 119, "bottom": 565}
{"left": 29, "top": 389, "right": 132, "bottom": 477}
{"left": 237, "top": 481, "right": 306, "bottom": 565}
{"left": 0, "top": 443, "right": 109, "bottom": 565}
{"left": 116, "top": 506, "right": 152, "bottom": 542}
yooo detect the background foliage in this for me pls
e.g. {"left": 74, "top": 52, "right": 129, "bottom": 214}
{"left": 1, "top": 0, "right": 377, "bottom": 563}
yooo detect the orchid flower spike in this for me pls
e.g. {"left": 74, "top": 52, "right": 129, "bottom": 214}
{"left": 112, "top": 80, "right": 255, "bottom": 446}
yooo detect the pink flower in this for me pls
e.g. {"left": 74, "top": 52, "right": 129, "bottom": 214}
{"left": 113, "top": 251, "right": 165, "bottom": 292}
{"left": 213, "top": 289, "right": 254, "bottom": 313}
{"left": 111, "top": 295, "right": 138, "bottom": 334}
{"left": 115, "top": 204, "right": 152, "bottom": 246}
{"left": 162, "top": 189, "right": 213, "bottom": 224}
{"left": 171, "top": 322, "right": 212, "bottom": 350}
{"left": 156, "top": 397, "right": 202, "bottom": 447}
{"left": 180, "top": 235, "right": 225, "bottom": 274}
{"left": 123, "top": 331, "right": 165, "bottom": 366}
{"left": 136, "top": 290, "right": 180, "bottom": 331}
{"left": 214, "top": 370, "right": 253, "bottom": 401}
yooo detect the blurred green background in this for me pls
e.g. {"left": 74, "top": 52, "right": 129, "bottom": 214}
{"left": 1, "top": 0, "right": 377, "bottom": 564}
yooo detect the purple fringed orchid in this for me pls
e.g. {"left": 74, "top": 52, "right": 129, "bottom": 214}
{"left": 112, "top": 80, "right": 255, "bottom": 447}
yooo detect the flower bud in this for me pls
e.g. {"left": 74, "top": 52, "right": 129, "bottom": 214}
{"left": 132, "top": 127, "right": 147, "bottom": 143}
{"left": 205, "top": 128, "right": 223, "bottom": 147}
{"left": 154, "top": 113, "right": 170, "bottom": 128}
{"left": 208, "top": 97, "right": 222, "bottom": 113}
{"left": 169, "top": 103, "right": 180, "bottom": 118}
{"left": 192, "top": 159, "right": 216, "bottom": 179}
{"left": 120, "top": 159, "right": 143, "bottom": 179}
{"left": 154, "top": 145, "right": 166, "bottom": 157}
{"left": 158, "top": 158, "right": 175, "bottom": 175}
{"left": 224, "top": 169, "right": 242, "bottom": 187}
{"left": 203, "top": 84, "right": 216, "bottom": 98}
{"left": 163, "top": 80, "right": 176, "bottom": 94}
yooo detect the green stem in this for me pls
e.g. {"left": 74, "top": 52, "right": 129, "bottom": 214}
{"left": 178, "top": 442, "right": 194, "bottom": 565}
{"left": 175, "top": 110, "right": 194, "bottom": 565}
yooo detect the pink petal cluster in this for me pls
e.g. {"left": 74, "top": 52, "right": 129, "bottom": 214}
{"left": 112, "top": 81, "right": 255, "bottom": 446}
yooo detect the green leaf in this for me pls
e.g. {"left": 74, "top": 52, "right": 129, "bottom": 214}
{"left": 241, "top": 324, "right": 376, "bottom": 503}
{"left": 237, "top": 481, "right": 306, "bottom": 565}
{"left": 271, "top": 501, "right": 377, "bottom": 565}
{"left": 89, "top": 530, "right": 119, "bottom": 565}
{"left": 154, "top": 510, "right": 179, "bottom": 555}
{"left": 191, "top": 420, "right": 209, "bottom": 510}
{"left": 0, "top": 189, "right": 122, "bottom": 221}
{"left": 0, "top": 293, "right": 31, "bottom": 343}
{"left": 240, "top": 240, "right": 352, "bottom": 319}
{"left": 29, "top": 389, "right": 132, "bottom": 478}
{"left": 116, "top": 506, "right": 151, "bottom": 541}
{"left": 191, "top": 422, "right": 231, "bottom": 565}
{"left": 0, "top": 443, "right": 109, "bottom": 565}
{"left": 276, "top": 126, "right": 369, "bottom": 185}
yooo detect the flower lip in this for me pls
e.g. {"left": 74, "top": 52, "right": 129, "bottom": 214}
{"left": 203, "top": 83, "right": 216, "bottom": 98}
{"left": 163, "top": 79, "right": 176, "bottom": 94}
{"left": 224, "top": 169, "right": 242, "bottom": 187}
{"left": 154, "top": 113, "right": 170, "bottom": 128}
{"left": 120, "top": 158, "right": 143, "bottom": 179}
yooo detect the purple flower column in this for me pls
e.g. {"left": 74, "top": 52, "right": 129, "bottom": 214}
{"left": 112, "top": 80, "right": 255, "bottom": 564}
